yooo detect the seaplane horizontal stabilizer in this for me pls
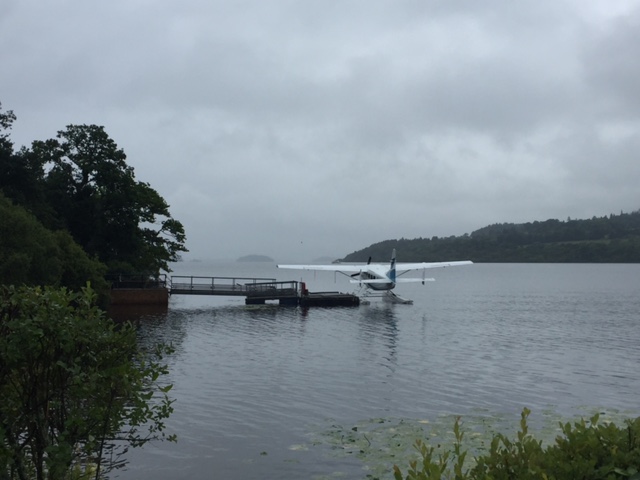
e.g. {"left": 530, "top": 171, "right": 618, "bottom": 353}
{"left": 395, "top": 278, "right": 435, "bottom": 283}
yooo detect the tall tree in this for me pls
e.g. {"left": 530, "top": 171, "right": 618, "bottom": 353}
{"left": 0, "top": 102, "right": 15, "bottom": 147}
{"left": 0, "top": 144, "right": 53, "bottom": 227}
{"left": 0, "top": 104, "right": 28, "bottom": 205}
{"left": 32, "top": 125, "right": 187, "bottom": 273}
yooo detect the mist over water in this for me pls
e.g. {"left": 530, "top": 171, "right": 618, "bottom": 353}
{"left": 115, "top": 263, "right": 640, "bottom": 480}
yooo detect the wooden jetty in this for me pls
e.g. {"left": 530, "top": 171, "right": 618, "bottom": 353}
{"left": 109, "top": 274, "right": 360, "bottom": 306}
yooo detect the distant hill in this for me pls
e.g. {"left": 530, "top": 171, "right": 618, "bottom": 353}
{"left": 237, "top": 254, "right": 274, "bottom": 262}
{"left": 341, "top": 210, "right": 640, "bottom": 263}
{"left": 312, "top": 256, "right": 338, "bottom": 263}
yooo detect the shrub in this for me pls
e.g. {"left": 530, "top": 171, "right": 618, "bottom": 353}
{"left": 394, "top": 408, "right": 640, "bottom": 480}
{"left": 0, "top": 285, "right": 175, "bottom": 480}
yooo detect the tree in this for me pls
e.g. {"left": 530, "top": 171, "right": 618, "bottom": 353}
{"left": 0, "top": 285, "right": 175, "bottom": 479}
{"left": 0, "top": 193, "right": 108, "bottom": 298}
{"left": 0, "top": 102, "right": 16, "bottom": 147}
{"left": 0, "top": 104, "right": 57, "bottom": 228}
{"left": 31, "top": 124, "right": 187, "bottom": 274}
{"left": 0, "top": 193, "right": 61, "bottom": 286}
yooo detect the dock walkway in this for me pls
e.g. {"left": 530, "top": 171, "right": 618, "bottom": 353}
{"left": 168, "top": 276, "right": 359, "bottom": 306}
{"left": 169, "top": 275, "right": 276, "bottom": 296}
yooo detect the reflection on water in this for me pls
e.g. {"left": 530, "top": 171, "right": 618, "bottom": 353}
{"left": 115, "top": 263, "right": 640, "bottom": 480}
{"left": 107, "top": 303, "right": 168, "bottom": 322}
{"left": 357, "top": 305, "right": 398, "bottom": 377}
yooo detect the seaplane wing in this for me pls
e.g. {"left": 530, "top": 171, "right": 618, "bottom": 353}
{"left": 395, "top": 260, "right": 473, "bottom": 276}
{"left": 276, "top": 264, "right": 366, "bottom": 273}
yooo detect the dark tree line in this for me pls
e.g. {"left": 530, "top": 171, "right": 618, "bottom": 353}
{"left": 342, "top": 211, "right": 640, "bottom": 263}
{"left": 0, "top": 101, "right": 187, "bottom": 290}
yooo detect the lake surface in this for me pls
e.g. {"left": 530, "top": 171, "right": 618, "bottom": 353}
{"left": 114, "top": 262, "right": 640, "bottom": 480}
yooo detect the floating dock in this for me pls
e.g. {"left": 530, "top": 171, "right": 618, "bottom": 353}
{"left": 298, "top": 292, "right": 360, "bottom": 307}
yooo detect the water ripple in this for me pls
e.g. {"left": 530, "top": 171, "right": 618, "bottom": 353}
{"left": 119, "top": 263, "right": 640, "bottom": 480}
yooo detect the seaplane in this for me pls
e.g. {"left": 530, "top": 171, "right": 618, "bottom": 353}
{"left": 277, "top": 249, "right": 472, "bottom": 304}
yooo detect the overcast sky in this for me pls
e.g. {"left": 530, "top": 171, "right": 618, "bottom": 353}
{"left": 2, "top": 0, "right": 639, "bottom": 262}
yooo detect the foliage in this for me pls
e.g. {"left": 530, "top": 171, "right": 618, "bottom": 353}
{"left": 393, "top": 408, "right": 640, "bottom": 480}
{"left": 0, "top": 193, "right": 61, "bottom": 286}
{"left": 32, "top": 124, "right": 187, "bottom": 274}
{"left": 0, "top": 102, "right": 16, "bottom": 147}
{"left": 393, "top": 419, "right": 469, "bottom": 480}
{"left": 342, "top": 211, "right": 640, "bottom": 263}
{"left": 0, "top": 105, "right": 55, "bottom": 229}
{"left": 0, "top": 103, "right": 17, "bottom": 185}
{"left": 0, "top": 193, "right": 108, "bottom": 299}
{"left": 0, "top": 285, "right": 175, "bottom": 480}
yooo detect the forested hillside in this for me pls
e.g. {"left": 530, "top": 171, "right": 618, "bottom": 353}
{"left": 342, "top": 211, "right": 640, "bottom": 263}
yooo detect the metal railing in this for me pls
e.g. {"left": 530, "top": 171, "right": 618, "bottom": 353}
{"left": 107, "top": 274, "right": 167, "bottom": 289}
{"left": 169, "top": 276, "right": 278, "bottom": 295}
{"left": 106, "top": 275, "right": 301, "bottom": 299}
{"left": 244, "top": 281, "right": 299, "bottom": 297}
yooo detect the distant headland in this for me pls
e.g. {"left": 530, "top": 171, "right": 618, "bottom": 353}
{"left": 236, "top": 255, "right": 274, "bottom": 262}
{"left": 341, "top": 210, "right": 640, "bottom": 263}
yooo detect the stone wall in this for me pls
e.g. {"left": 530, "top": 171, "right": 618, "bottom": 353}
{"left": 110, "top": 288, "right": 169, "bottom": 306}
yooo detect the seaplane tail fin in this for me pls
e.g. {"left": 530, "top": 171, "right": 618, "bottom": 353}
{"left": 389, "top": 249, "right": 397, "bottom": 283}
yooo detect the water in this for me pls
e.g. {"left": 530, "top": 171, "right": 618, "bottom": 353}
{"left": 114, "top": 263, "right": 640, "bottom": 479}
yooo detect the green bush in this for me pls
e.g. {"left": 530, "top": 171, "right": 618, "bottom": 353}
{"left": 394, "top": 408, "right": 640, "bottom": 480}
{"left": 0, "top": 285, "right": 175, "bottom": 480}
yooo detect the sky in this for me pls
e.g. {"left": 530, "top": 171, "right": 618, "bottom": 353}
{"left": 2, "top": 0, "right": 639, "bottom": 262}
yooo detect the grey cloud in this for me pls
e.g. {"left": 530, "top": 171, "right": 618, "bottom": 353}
{"left": 2, "top": 0, "right": 639, "bottom": 261}
{"left": 582, "top": 7, "right": 640, "bottom": 117}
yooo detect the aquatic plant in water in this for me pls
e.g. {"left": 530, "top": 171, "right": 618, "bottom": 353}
{"left": 308, "top": 407, "right": 639, "bottom": 479}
